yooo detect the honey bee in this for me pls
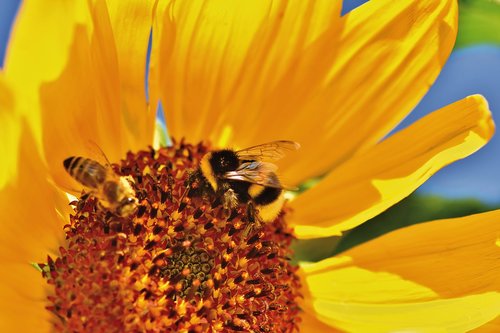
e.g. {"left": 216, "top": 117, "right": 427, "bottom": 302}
{"left": 63, "top": 156, "right": 138, "bottom": 217}
{"left": 187, "top": 141, "right": 300, "bottom": 223}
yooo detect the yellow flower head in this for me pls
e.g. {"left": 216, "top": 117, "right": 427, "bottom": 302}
{"left": 1, "top": 0, "right": 499, "bottom": 332}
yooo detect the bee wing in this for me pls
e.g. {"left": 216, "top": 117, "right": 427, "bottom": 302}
{"left": 224, "top": 161, "right": 297, "bottom": 190}
{"left": 76, "top": 157, "right": 109, "bottom": 188}
{"left": 85, "top": 159, "right": 108, "bottom": 178}
{"left": 235, "top": 140, "right": 300, "bottom": 162}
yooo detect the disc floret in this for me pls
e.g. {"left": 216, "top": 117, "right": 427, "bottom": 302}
{"left": 41, "top": 140, "right": 301, "bottom": 332}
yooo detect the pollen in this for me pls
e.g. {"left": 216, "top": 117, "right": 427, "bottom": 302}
{"left": 40, "top": 140, "right": 301, "bottom": 332}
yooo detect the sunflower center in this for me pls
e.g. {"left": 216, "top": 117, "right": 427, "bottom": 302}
{"left": 40, "top": 140, "right": 301, "bottom": 333}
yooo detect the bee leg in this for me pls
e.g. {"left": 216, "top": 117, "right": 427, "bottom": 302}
{"left": 181, "top": 171, "right": 197, "bottom": 202}
{"left": 93, "top": 193, "right": 116, "bottom": 216}
{"left": 80, "top": 192, "right": 91, "bottom": 201}
{"left": 184, "top": 170, "right": 197, "bottom": 187}
{"left": 179, "top": 183, "right": 190, "bottom": 206}
{"left": 246, "top": 202, "right": 256, "bottom": 224}
{"left": 243, "top": 202, "right": 260, "bottom": 238}
{"left": 211, "top": 195, "right": 222, "bottom": 209}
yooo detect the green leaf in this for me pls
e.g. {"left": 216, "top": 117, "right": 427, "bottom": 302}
{"left": 456, "top": 0, "right": 500, "bottom": 48}
{"left": 291, "top": 236, "right": 339, "bottom": 264}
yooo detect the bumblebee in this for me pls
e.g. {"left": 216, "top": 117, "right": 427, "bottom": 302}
{"left": 63, "top": 156, "right": 138, "bottom": 217}
{"left": 188, "top": 141, "right": 299, "bottom": 223}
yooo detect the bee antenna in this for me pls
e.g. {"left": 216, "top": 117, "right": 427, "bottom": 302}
{"left": 87, "top": 140, "right": 111, "bottom": 166}
{"left": 179, "top": 183, "right": 190, "bottom": 204}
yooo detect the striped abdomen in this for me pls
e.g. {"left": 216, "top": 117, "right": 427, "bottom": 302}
{"left": 63, "top": 156, "right": 107, "bottom": 189}
{"left": 247, "top": 173, "right": 285, "bottom": 222}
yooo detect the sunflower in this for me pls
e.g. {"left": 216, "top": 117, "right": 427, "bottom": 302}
{"left": 1, "top": 0, "right": 499, "bottom": 332}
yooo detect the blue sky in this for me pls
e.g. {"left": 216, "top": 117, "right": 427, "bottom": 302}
{"left": 0, "top": 0, "right": 20, "bottom": 67}
{"left": 396, "top": 45, "right": 500, "bottom": 203}
{"left": 2, "top": 0, "right": 499, "bottom": 202}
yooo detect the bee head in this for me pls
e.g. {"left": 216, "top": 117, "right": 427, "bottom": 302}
{"left": 117, "top": 197, "right": 138, "bottom": 217}
{"left": 209, "top": 150, "right": 240, "bottom": 175}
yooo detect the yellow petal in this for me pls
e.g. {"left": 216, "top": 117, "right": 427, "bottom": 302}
{"left": 276, "top": 0, "right": 458, "bottom": 185}
{"left": 0, "top": 74, "right": 19, "bottom": 190}
{"left": 291, "top": 95, "right": 494, "bottom": 238}
{"left": 105, "top": 0, "right": 157, "bottom": 151}
{"left": 0, "top": 122, "right": 68, "bottom": 331}
{"left": 0, "top": 267, "right": 52, "bottom": 333}
{"left": 471, "top": 318, "right": 500, "bottom": 332}
{"left": 156, "top": 0, "right": 457, "bottom": 186}
{"left": 4, "top": 0, "right": 88, "bottom": 147}
{"left": 0, "top": 123, "right": 68, "bottom": 262}
{"left": 37, "top": 4, "right": 121, "bottom": 189}
{"left": 339, "top": 209, "right": 500, "bottom": 298}
{"left": 300, "top": 308, "right": 342, "bottom": 333}
{"left": 157, "top": 0, "right": 341, "bottom": 144}
{"left": 148, "top": 0, "right": 170, "bottom": 117}
{"left": 300, "top": 206, "right": 500, "bottom": 332}
{"left": 6, "top": 1, "right": 154, "bottom": 189}
{"left": 0, "top": 79, "right": 52, "bottom": 333}
{"left": 304, "top": 291, "right": 500, "bottom": 333}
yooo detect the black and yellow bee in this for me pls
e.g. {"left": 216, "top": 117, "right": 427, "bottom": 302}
{"left": 187, "top": 141, "right": 299, "bottom": 223}
{"left": 63, "top": 156, "right": 138, "bottom": 217}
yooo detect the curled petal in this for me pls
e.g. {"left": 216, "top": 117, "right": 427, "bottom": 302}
{"left": 291, "top": 95, "right": 494, "bottom": 238}
{"left": 300, "top": 207, "right": 500, "bottom": 331}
